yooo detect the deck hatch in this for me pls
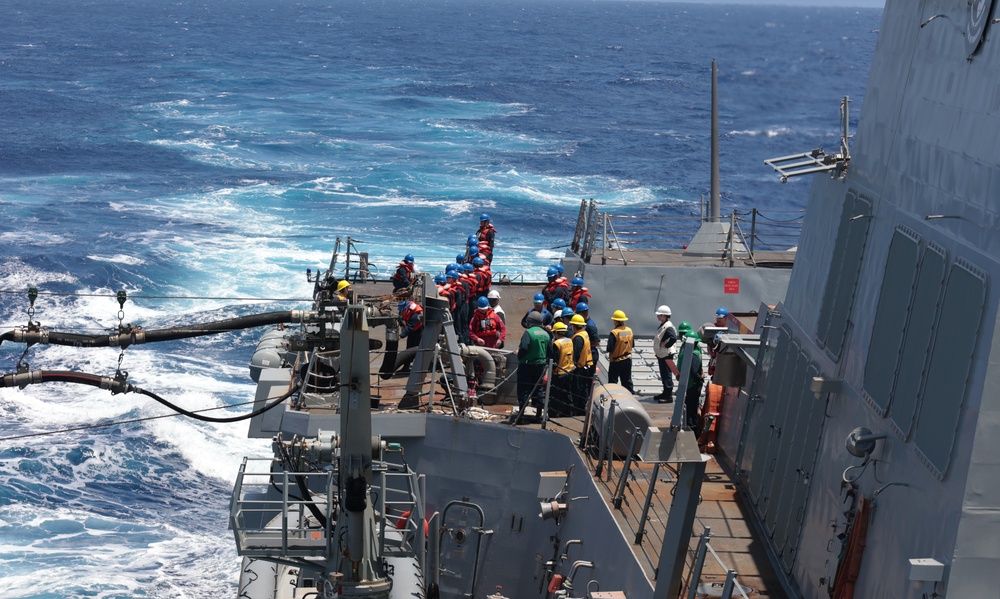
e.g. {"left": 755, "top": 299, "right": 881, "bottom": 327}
{"left": 817, "top": 190, "right": 872, "bottom": 361}
{"left": 863, "top": 227, "right": 921, "bottom": 416}
{"left": 914, "top": 259, "right": 988, "bottom": 479}
{"left": 889, "top": 244, "right": 947, "bottom": 439}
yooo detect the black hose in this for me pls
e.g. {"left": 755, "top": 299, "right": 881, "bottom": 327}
{"left": 0, "top": 310, "right": 313, "bottom": 349}
{"left": 1, "top": 369, "right": 297, "bottom": 423}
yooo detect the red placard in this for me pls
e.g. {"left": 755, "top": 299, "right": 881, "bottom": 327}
{"left": 723, "top": 278, "right": 740, "bottom": 294}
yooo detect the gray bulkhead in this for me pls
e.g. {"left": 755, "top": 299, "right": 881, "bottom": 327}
{"left": 740, "top": 1, "right": 1000, "bottom": 597}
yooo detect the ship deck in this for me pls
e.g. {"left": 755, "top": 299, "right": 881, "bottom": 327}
{"left": 348, "top": 279, "right": 782, "bottom": 598}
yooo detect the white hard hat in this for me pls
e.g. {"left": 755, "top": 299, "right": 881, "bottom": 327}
{"left": 655, "top": 304, "right": 672, "bottom": 316}
{"left": 487, "top": 289, "right": 500, "bottom": 299}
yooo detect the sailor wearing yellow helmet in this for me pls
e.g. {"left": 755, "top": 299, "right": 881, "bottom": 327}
{"left": 548, "top": 321, "right": 574, "bottom": 416}
{"left": 606, "top": 310, "right": 634, "bottom": 393}
{"left": 569, "top": 313, "right": 594, "bottom": 416}
{"left": 336, "top": 279, "right": 351, "bottom": 301}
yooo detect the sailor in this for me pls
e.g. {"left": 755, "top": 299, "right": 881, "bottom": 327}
{"left": 470, "top": 296, "right": 506, "bottom": 349}
{"left": 456, "top": 253, "right": 468, "bottom": 266}
{"left": 472, "top": 256, "right": 492, "bottom": 298}
{"left": 465, "top": 235, "right": 479, "bottom": 263}
{"left": 522, "top": 293, "right": 554, "bottom": 328}
{"left": 476, "top": 239, "right": 493, "bottom": 265}
{"left": 698, "top": 307, "right": 729, "bottom": 376}
{"left": 392, "top": 254, "right": 416, "bottom": 291}
{"left": 335, "top": 279, "right": 351, "bottom": 302}
{"left": 477, "top": 213, "right": 496, "bottom": 251}
{"left": 567, "top": 277, "right": 592, "bottom": 312}
{"left": 569, "top": 314, "right": 595, "bottom": 416}
{"left": 516, "top": 311, "right": 550, "bottom": 412}
{"left": 445, "top": 270, "right": 465, "bottom": 340}
{"left": 676, "top": 324, "right": 705, "bottom": 438}
{"left": 575, "top": 302, "right": 600, "bottom": 368}
{"left": 548, "top": 321, "right": 575, "bottom": 416}
{"left": 398, "top": 300, "right": 424, "bottom": 349}
{"left": 606, "top": 310, "right": 635, "bottom": 393}
{"left": 541, "top": 266, "right": 570, "bottom": 308}
{"left": 546, "top": 299, "right": 568, "bottom": 332}
{"left": 487, "top": 289, "right": 505, "bottom": 323}
{"left": 652, "top": 305, "right": 678, "bottom": 403}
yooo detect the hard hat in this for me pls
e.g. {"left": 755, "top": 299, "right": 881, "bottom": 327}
{"left": 462, "top": 263, "right": 474, "bottom": 272}
{"left": 678, "top": 321, "right": 691, "bottom": 334}
{"left": 477, "top": 296, "right": 489, "bottom": 309}
{"left": 473, "top": 257, "right": 484, "bottom": 266}
{"left": 575, "top": 302, "right": 589, "bottom": 313}
{"left": 551, "top": 309, "right": 563, "bottom": 319}
{"left": 456, "top": 253, "right": 466, "bottom": 263}
{"left": 337, "top": 280, "right": 351, "bottom": 292}
{"left": 655, "top": 305, "right": 672, "bottom": 316}
{"left": 526, "top": 311, "right": 543, "bottom": 326}
{"left": 556, "top": 264, "right": 565, "bottom": 274}
{"left": 533, "top": 292, "right": 545, "bottom": 303}
{"left": 468, "top": 235, "right": 478, "bottom": 245}
{"left": 398, "top": 301, "right": 410, "bottom": 312}
{"left": 716, "top": 307, "right": 729, "bottom": 317}
{"left": 686, "top": 329, "right": 701, "bottom": 342}
{"left": 404, "top": 254, "right": 414, "bottom": 263}
{"left": 551, "top": 298, "right": 566, "bottom": 311}
{"left": 612, "top": 310, "right": 628, "bottom": 321}
{"left": 480, "top": 213, "right": 490, "bottom": 221}
{"left": 571, "top": 277, "right": 584, "bottom": 287}
{"left": 447, "top": 263, "right": 458, "bottom": 273}
{"left": 552, "top": 321, "right": 568, "bottom": 332}
{"left": 570, "top": 314, "right": 586, "bottom": 326}
{"left": 434, "top": 274, "right": 447, "bottom": 285}
{"left": 446, "top": 270, "right": 458, "bottom": 279}
{"left": 546, "top": 266, "right": 559, "bottom": 278}
{"left": 487, "top": 289, "right": 500, "bottom": 299}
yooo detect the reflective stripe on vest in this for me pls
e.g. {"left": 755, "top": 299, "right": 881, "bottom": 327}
{"left": 609, "top": 327, "right": 634, "bottom": 362}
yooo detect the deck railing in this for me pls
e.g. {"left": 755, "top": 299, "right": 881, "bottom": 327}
{"left": 570, "top": 198, "right": 803, "bottom": 265}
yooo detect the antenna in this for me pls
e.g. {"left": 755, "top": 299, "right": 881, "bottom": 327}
{"left": 763, "top": 96, "right": 852, "bottom": 183}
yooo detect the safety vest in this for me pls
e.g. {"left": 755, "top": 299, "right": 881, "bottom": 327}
{"left": 568, "top": 287, "right": 591, "bottom": 310}
{"left": 472, "top": 310, "right": 500, "bottom": 334}
{"left": 478, "top": 223, "right": 496, "bottom": 248}
{"left": 572, "top": 329, "right": 593, "bottom": 369}
{"left": 401, "top": 304, "right": 423, "bottom": 332}
{"left": 392, "top": 262, "right": 414, "bottom": 286}
{"left": 608, "top": 327, "right": 634, "bottom": 362}
{"left": 552, "top": 337, "right": 574, "bottom": 375}
{"left": 519, "top": 327, "right": 550, "bottom": 365}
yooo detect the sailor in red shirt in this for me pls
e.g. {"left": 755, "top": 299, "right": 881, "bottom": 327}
{"left": 469, "top": 297, "right": 506, "bottom": 349}
{"left": 567, "top": 277, "right": 592, "bottom": 311}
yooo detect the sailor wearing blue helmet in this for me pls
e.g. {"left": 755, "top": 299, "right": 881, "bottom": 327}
{"left": 392, "top": 254, "right": 416, "bottom": 291}
{"left": 398, "top": 299, "right": 424, "bottom": 349}
{"left": 521, "top": 292, "right": 553, "bottom": 328}
{"left": 541, "top": 266, "right": 570, "bottom": 309}
{"left": 477, "top": 212, "right": 496, "bottom": 252}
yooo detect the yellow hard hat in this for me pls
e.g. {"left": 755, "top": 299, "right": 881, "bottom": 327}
{"left": 570, "top": 314, "right": 586, "bottom": 326}
{"left": 337, "top": 280, "right": 351, "bottom": 292}
{"left": 612, "top": 309, "right": 628, "bottom": 321}
{"left": 552, "top": 321, "right": 568, "bottom": 332}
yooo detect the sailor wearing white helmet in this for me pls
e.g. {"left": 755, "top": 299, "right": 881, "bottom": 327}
{"left": 486, "top": 288, "right": 505, "bottom": 323}
{"left": 653, "top": 305, "right": 678, "bottom": 402}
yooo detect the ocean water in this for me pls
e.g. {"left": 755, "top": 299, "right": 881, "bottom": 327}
{"left": 0, "top": 1, "right": 879, "bottom": 596}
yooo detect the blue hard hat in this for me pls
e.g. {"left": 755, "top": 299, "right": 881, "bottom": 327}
{"left": 446, "top": 270, "right": 458, "bottom": 279}
{"left": 404, "top": 254, "right": 414, "bottom": 263}
{"left": 576, "top": 302, "right": 589, "bottom": 313}
{"left": 434, "top": 274, "right": 446, "bottom": 284}
{"left": 546, "top": 266, "right": 559, "bottom": 278}
{"left": 463, "top": 263, "right": 473, "bottom": 272}
{"left": 556, "top": 264, "right": 565, "bottom": 274}
{"left": 716, "top": 307, "right": 729, "bottom": 317}
{"left": 447, "top": 263, "right": 458, "bottom": 273}
{"left": 571, "top": 277, "right": 584, "bottom": 286}
{"left": 477, "top": 296, "right": 489, "bottom": 309}
{"left": 398, "top": 301, "right": 409, "bottom": 312}
{"left": 551, "top": 298, "right": 566, "bottom": 310}
{"left": 480, "top": 213, "right": 490, "bottom": 221}
{"left": 533, "top": 293, "right": 545, "bottom": 303}
{"left": 456, "top": 253, "right": 466, "bottom": 263}
{"left": 473, "top": 257, "right": 484, "bottom": 266}
{"left": 468, "top": 235, "right": 478, "bottom": 245}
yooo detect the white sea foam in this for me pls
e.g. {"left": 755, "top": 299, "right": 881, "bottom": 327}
{"left": 86, "top": 254, "right": 146, "bottom": 266}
